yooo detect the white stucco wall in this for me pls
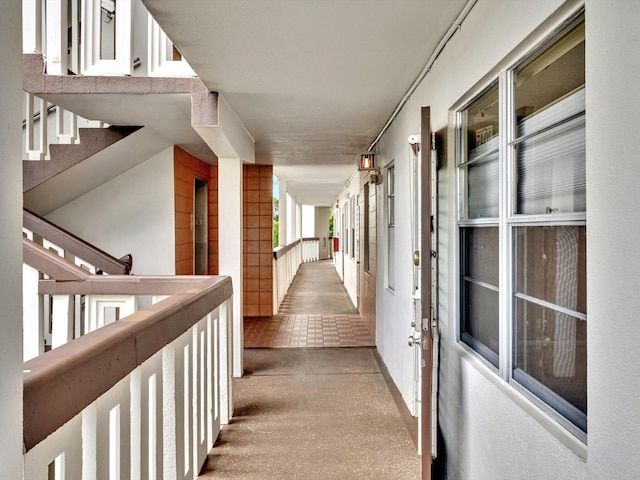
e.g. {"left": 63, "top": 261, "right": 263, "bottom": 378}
{"left": 586, "top": 1, "right": 640, "bottom": 478}
{"left": 375, "top": 0, "right": 590, "bottom": 477}
{"left": 46, "top": 147, "right": 176, "bottom": 275}
{"left": 0, "top": 1, "right": 25, "bottom": 477}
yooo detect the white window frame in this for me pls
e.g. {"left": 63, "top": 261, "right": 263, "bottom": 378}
{"left": 455, "top": 11, "right": 586, "bottom": 441}
{"left": 386, "top": 163, "right": 395, "bottom": 291}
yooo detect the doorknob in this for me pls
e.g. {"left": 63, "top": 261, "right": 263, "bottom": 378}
{"left": 408, "top": 332, "right": 422, "bottom": 347}
{"left": 413, "top": 250, "right": 420, "bottom": 266}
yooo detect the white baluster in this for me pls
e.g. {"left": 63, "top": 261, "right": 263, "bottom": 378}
{"left": 26, "top": 93, "right": 49, "bottom": 160}
{"left": 23, "top": 415, "right": 83, "bottom": 479}
{"left": 23, "top": 0, "right": 43, "bottom": 53}
{"left": 51, "top": 294, "right": 74, "bottom": 348}
{"left": 219, "top": 299, "right": 233, "bottom": 424}
{"left": 56, "top": 106, "right": 78, "bottom": 144}
{"left": 81, "top": 0, "right": 133, "bottom": 76}
{"left": 45, "top": 0, "right": 69, "bottom": 75}
{"left": 162, "top": 344, "right": 178, "bottom": 480}
{"left": 23, "top": 263, "right": 45, "bottom": 361}
{"left": 147, "top": 13, "right": 196, "bottom": 77}
{"left": 69, "top": 0, "right": 80, "bottom": 74}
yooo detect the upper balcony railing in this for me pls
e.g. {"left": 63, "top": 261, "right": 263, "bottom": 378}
{"left": 22, "top": 0, "right": 196, "bottom": 78}
{"left": 22, "top": 235, "right": 234, "bottom": 479}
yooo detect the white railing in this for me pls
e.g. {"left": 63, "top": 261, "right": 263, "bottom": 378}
{"left": 272, "top": 240, "right": 302, "bottom": 313}
{"left": 23, "top": 273, "right": 233, "bottom": 479}
{"left": 22, "top": 214, "right": 132, "bottom": 361}
{"left": 23, "top": 92, "right": 105, "bottom": 161}
{"left": 22, "top": 0, "right": 196, "bottom": 77}
{"left": 301, "top": 237, "right": 320, "bottom": 263}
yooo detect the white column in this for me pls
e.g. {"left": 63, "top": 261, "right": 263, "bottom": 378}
{"left": 278, "top": 180, "right": 287, "bottom": 247}
{"left": 0, "top": 1, "right": 24, "bottom": 477}
{"left": 587, "top": 2, "right": 640, "bottom": 478}
{"left": 218, "top": 158, "right": 243, "bottom": 377}
{"left": 286, "top": 193, "right": 296, "bottom": 244}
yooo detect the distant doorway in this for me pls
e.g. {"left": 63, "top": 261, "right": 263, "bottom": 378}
{"left": 194, "top": 178, "right": 208, "bottom": 275}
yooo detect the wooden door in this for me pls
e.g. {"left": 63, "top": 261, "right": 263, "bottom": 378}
{"left": 420, "top": 106, "right": 436, "bottom": 479}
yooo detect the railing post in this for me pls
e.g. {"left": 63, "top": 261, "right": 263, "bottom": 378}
{"left": 25, "top": 93, "right": 48, "bottom": 160}
{"left": 22, "top": 0, "right": 43, "bottom": 53}
{"left": 45, "top": 0, "right": 69, "bottom": 75}
{"left": 23, "top": 261, "right": 44, "bottom": 361}
{"left": 56, "top": 106, "right": 79, "bottom": 144}
{"left": 51, "top": 294, "right": 74, "bottom": 348}
{"left": 69, "top": 0, "right": 80, "bottom": 73}
{"left": 162, "top": 344, "right": 178, "bottom": 480}
{"left": 219, "top": 298, "right": 233, "bottom": 425}
{"left": 147, "top": 13, "right": 196, "bottom": 77}
{"left": 81, "top": 0, "right": 133, "bottom": 76}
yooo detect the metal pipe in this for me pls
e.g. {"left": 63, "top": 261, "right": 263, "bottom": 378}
{"left": 367, "top": 0, "right": 478, "bottom": 152}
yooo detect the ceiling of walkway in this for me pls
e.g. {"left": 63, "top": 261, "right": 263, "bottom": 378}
{"left": 142, "top": 0, "right": 469, "bottom": 205}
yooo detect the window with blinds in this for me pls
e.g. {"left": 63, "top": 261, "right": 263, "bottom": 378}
{"left": 511, "top": 19, "right": 586, "bottom": 435}
{"left": 456, "top": 13, "right": 586, "bottom": 438}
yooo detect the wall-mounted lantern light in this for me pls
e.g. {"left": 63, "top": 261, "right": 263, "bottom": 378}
{"left": 358, "top": 152, "right": 376, "bottom": 171}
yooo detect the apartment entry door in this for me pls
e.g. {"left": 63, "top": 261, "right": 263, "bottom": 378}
{"left": 194, "top": 178, "right": 208, "bottom": 275}
{"left": 419, "top": 106, "right": 437, "bottom": 480}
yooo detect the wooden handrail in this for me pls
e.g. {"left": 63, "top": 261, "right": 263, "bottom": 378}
{"left": 23, "top": 208, "right": 132, "bottom": 274}
{"left": 273, "top": 239, "right": 302, "bottom": 259}
{"left": 23, "top": 237, "right": 92, "bottom": 281}
{"left": 23, "top": 274, "right": 233, "bottom": 451}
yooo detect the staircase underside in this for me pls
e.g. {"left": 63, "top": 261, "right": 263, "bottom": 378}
{"left": 23, "top": 126, "right": 142, "bottom": 192}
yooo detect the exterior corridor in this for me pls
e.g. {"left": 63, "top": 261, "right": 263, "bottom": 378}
{"left": 244, "top": 259, "right": 375, "bottom": 348}
{"left": 199, "top": 260, "right": 419, "bottom": 478}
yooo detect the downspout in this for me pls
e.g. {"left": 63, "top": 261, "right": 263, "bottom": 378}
{"left": 367, "top": 0, "right": 478, "bottom": 152}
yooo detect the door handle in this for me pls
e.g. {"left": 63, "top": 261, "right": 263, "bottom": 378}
{"left": 408, "top": 332, "right": 422, "bottom": 347}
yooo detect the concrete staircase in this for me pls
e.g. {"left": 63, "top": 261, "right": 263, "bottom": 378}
{"left": 23, "top": 126, "right": 141, "bottom": 192}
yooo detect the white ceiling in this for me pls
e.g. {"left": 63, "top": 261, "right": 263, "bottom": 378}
{"left": 141, "top": 0, "right": 469, "bottom": 205}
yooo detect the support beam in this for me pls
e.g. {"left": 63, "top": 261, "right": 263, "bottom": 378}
{"left": 218, "top": 158, "right": 243, "bottom": 377}
{"left": 193, "top": 94, "right": 255, "bottom": 164}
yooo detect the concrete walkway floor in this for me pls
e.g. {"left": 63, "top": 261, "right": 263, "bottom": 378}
{"left": 200, "top": 348, "right": 420, "bottom": 479}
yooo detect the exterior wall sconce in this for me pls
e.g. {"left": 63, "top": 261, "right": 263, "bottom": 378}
{"left": 358, "top": 152, "right": 382, "bottom": 184}
{"left": 358, "top": 152, "right": 377, "bottom": 171}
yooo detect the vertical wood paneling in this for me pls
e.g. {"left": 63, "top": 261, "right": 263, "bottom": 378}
{"left": 173, "top": 147, "right": 217, "bottom": 275}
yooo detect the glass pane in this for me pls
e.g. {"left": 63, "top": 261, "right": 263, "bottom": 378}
{"left": 461, "top": 84, "right": 499, "bottom": 219}
{"left": 515, "top": 226, "right": 586, "bottom": 315}
{"left": 461, "top": 281, "right": 499, "bottom": 362}
{"left": 514, "top": 23, "right": 585, "bottom": 216}
{"left": 461, "top": 227, "right": 499, "bottom": 287}
{"left": 515, "top": 93, "right": 585, "bottom": 215}
{"left": 465, "top": 84, "right": 499, "bottom": 156}
{"left": 515, "top": 298, "right": 587, "bottom": 416}
{"left": 467, "top": 154, "right": 499, "bottom": 219}
{"left": 515, "top": 24, "right": 584, "bottom": 121}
